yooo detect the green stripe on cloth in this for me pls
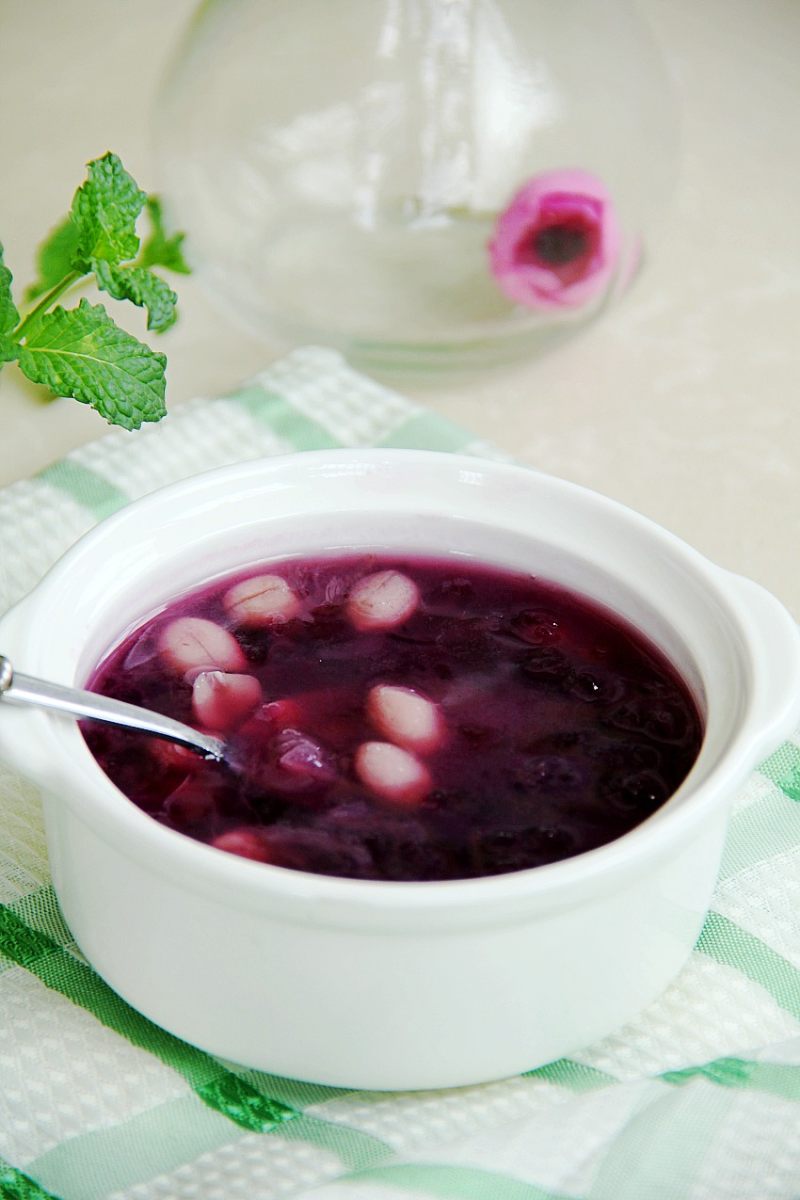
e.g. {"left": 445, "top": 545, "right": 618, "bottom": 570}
{"left": 719, "top": 786, "right": 800, "bottom": 879}
{"left": 234, "top": 385, "right": 341, "bottom": 450}
{"left": 11, "top": 886, "right": 77, "bottom": 951}
{"left": 231, "top": 1066, "right": 349, "bottom": 1110}
{"left": 585, "top": 1084, "right": 734, "bottom": 1200}
{"left": 0, "top": 903, "right": 62, "bottom": 968}
{"left": 662, "top": 1056, "right": 800, "bottom": 1100}
{"left": 347, "top": 1163, "right": 578, "bottom": 1200}
{"left": 193, "top": 1074, "right": 297, "bottom": 1132}
{"left": 280, "top": 1114, "right": 393, "bottom": 1172}
{"left": 696, "top": 911, "right": 800, "bottom": 1020}
{"left": 0, "top": 903, "right": 297, "bottom": 1131}
{"left": 0, "top": 1162, "right": 64, "bottom": 1200}
{"left": 758, "top": 740, "right": 800, "bottom": 802}
{"left": 377, "top": 411, "right": 477, "bottom": 453}
{"left": 36, "top": 460, "right": 129, "bottom": 520}
{"left": 25, "top": 1094, "right": 394, "bottom": 1200}
{"left": 26, "top": 1096, "right": 242, "bottom": 1200}
{"left": 523, "top": 1059, "right": 617, "bottom": 1091}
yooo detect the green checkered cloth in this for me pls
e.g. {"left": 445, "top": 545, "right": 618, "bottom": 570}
{"left": 1, "top": 347, "right": 799, "bottom": 1200}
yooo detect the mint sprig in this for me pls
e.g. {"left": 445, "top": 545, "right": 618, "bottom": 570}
{"left": 1, "top": 152, "right": 189, "bottom": 429}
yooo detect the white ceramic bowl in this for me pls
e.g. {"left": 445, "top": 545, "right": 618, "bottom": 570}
{"left": 0, "top": 450, "right": 798, "bottom": 1091}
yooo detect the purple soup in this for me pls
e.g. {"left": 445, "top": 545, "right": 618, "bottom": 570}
{"left": 84, "top": 553, "right": 703, "bottom": 881}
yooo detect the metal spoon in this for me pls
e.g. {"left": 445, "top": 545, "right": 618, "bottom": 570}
{"left": 0, "top": 654, "right": 225, "bottom": 761}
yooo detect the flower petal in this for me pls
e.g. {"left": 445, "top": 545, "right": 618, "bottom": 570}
{"left": 488, "top": 168, "right": 621, "bottom": 311}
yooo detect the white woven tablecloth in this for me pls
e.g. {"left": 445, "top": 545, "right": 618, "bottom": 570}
{"left": 0, "top": 348, "right": 798, "bottom": 1200}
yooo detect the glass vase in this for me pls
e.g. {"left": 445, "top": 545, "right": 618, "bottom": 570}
{"left": 155, "top": 0, "right": 678, "bottom": 374}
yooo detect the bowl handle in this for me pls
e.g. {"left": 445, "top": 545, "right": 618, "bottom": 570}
{"left": 0, "top": 599, "right": 61, "bottom": 790}
{"left": 723, "top": 570, "right": 800, "bottom": 762}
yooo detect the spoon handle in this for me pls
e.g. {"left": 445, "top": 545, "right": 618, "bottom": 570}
{"left": 0, "top": 655, "right": 224, "bottom": 761}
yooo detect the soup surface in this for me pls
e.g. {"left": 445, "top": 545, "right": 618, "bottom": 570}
{"left": 85, "top": 553, "right": 703, "bottom": 881}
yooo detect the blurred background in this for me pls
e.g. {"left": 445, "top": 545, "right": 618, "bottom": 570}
{"left": 0, "top": 0, "right": 798, "bottom": 614}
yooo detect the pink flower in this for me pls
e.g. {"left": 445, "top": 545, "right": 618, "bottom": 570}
{"left": 488, "top": 169, "right": 620, "bottom": 311}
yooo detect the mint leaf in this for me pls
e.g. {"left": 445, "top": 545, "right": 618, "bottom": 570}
{"left": 24, "top": 216, "right": 82, "bottom": 301}
{"left": 71, "top": 153, "right": 146, "bottom": 268}
{"left": 16, "top": 299, "right": 166, "bottom": 429}
{"left": 139, "top": 197, "right": 190, "bottom": 274}
{"left": 0, "top": 242, "right": 19, "bottom": 335}
{"left": 94, "top": 260, "right": 178, "bottom": 332}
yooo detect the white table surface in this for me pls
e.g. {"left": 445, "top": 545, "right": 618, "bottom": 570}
{"left": 1, "top": 0, "right": 798, "bottom": 616}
